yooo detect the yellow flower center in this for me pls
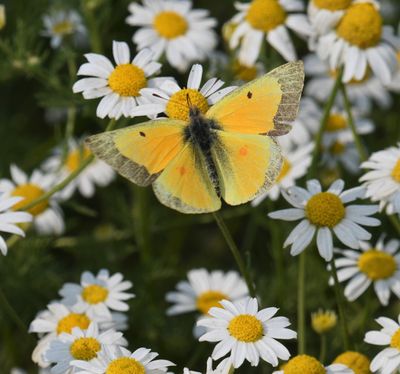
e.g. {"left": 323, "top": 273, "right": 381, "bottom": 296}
{"left": 228, "top": 314, "right": 263, "bottom": 342}
{"left": 108, "top": 64, "right": 147, "bottom": 97}
{"left": 305, "top": 192, "right": 345, "bottom": 228}
{"left": 52, "top": 20, "right": 74, "bottom": 35}
{"left": 66, "top": 147, "right": 92, "bottom": 172}
{"left": 284, "top": 355, "right": 326, "bottom": 374}
{"left": 106, "top": 357, "right": 145, "bottom": 374}
{"left": 232, "top": 60, "right": 258, "bottom": 82}
{"left": 57, "top": 313, "right": 90, "bottom": 335}
{"left": 70, "top": 337, "right": 101, "bottom": 361}
{"left": 334, "top": 351, "right": 371, "bottom": 374}
{"left": 311, "top": 310, "right": 337, "bottom": 334}
{"left": 326, "top": 114, "right": 347, "bottom": 132}
{"left": 313, "top": 0, "right": 351, "bottom": 11}
{"left": 358, "top": 250, "right": 396, "bottom": 280}
{"left": 391, "top": 329, "right": 400, "bottom": 350}
{"left": 336, "top": 3, "right": 382, "bottom": 49}
{"left": 82, "top": 284, "right": 109, "bottom": 304}
{"left": 153, "top": 11, "right": 188, "bottom": 39}
{"left": 277, "top": 158, "right": 292, "bottom": 182}
{"left": 246, "top": 0, "right": 287, "bottom": 32}
{"left": 329, "top": 141, "right": 346, "bottom": 155}
{"left": 11, "top": 183, "right": 49, "bottom": 216}
{"left": 165, "top": 88, "right": 209, "bottom": 121}
{"left": 391, "top": 159, "right": 400, "bottom": 183}
{"left": 196, "top": 291, "right": 228, "bottom": 315}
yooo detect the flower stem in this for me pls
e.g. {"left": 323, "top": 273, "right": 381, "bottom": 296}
{"left": 212, "top": 212, "right": 256, "bottom": 297}
{"left": 319, "top": 334, "right": 327, "bottom": 363}
{"left": 81, "top": 1, "right": 103, "bottom": 54}
{"left": 389, "top": 214, "right": 400, "bottom": 236}
{"left": 297, "top": 251, "right": 306, "bottom": 354}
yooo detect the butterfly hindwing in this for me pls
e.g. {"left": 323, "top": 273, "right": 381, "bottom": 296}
{"left": 205, "top": 61, "right": 304, "bottom": 136}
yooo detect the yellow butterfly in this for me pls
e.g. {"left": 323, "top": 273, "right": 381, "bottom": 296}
{"left": 86, "top": 62, "right": 304, "bottom": 214}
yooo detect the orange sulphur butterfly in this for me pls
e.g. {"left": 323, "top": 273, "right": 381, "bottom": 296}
{"left": 86, "top": 62, "right": 304, "bottom": 214}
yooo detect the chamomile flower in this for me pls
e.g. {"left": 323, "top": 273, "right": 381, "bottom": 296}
{"left": 322, "top": 140, "right": 360, "bottom": 175}
{"left": 0, "top": 194, "right": 32, "bottom": 255}
{"left": 316, "top": 0, "right": 399, "bottom": 84}
{"left": 360, "top": 144, "right": 400, "bottom": 215}
{"left": 229, "top": 0, "right": 312, "bottom": 65}
{"left": 332, "top": 236, "right": 400, "bottom": 306}
{"left": 198, "top": 297, "right": 296, "bottom": 369}
{"left": 269, "top": 179, "right": 380, "bottom": 262}
{"left": 231, "top": 59, "right": 265, "bottom": 83}
{"left": 42, "top": 10, "right": 86, "bottom": 49}
{"left": 0, "top": 165, "right": 64, "bottom": 235}
{"left": 364, "top": 315, "right": 400, "bottom": 374}
{"left": 43, "top": 138, "right": 115, "bottom": 199}
{"left": 184, "top": 357, "right": 232, "bottom": 374}
{"left": 126, "top": 0, "right": 217, "bottom": 72}
{"left": 71, "top": 345, "right": 175, "bottom": 373}
{"left": 59, "top": 269, "right": 134, "bottom": 319}
{"left": 333, "top": 351, "right": 371, "bottom": 374}
{"left": 311, "top": 309, "right": 337, "bottom": 335}
{"left": 252, "top": 142, "right": 313, "bottom": 205}
{"left": 73, "top": 41, "right": 165, "bottom": 119}
{"left": 139, "top": 64, "right": 236, "bottom": 121}
{"left": 273, "top": 355, "right": 353, "bottom": 374}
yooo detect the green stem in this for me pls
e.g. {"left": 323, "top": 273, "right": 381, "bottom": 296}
{"left": 82, "top": 1, "right": 103, "bottom": 54}
{"left": 297, "top": 251, "right": 306, "bottom": 354}
{"left": 319, "top": 334, "right": 327, "bottom": 363}
{"left": 0, "top": 286, "right": 28, "bottom": 334}
{"left": 212, "top": 212, "right": 256, "bottom": 297}
{"left": 389, "top": 214, "right": 400, "bottom": 236}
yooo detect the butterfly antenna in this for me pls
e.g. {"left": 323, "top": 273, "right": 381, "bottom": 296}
{"left": 151, "top": 93, "right": 191, "bottom": 111}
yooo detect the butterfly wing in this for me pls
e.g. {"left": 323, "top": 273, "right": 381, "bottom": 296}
{"left": 86, "top": 120, "right": 186, "bottom": 186}
{"left": 211, "top": 130, "right": 282, "bottom": 206}
{"left": 205, "top": 61, "right": 304, "bottom": 136}
{"left": 153, "top": 143, "right": 221, "bottom": 214}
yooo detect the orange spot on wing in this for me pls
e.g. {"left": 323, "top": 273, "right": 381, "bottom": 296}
{"left": 179, "top": 166, "right": 186, "bottom": 175}
{"left": 239, "top": 146, "right": 248, "bottom": 156}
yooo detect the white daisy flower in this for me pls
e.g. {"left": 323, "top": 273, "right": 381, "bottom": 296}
{"left": 44, "top": 322, "right": 124, "bottom": 374}
{"left": 269, "top": 179, "right": 380, "bottom": 262}
{"left": 139, "top": 64, "right": 237, "bottom": 121}
{"left": 364, "top": 314, "right": 400, "bottom": 374}
{"left": 273, "top": 354, "right": 353, "bottom": 374}
{"left": 332, "top": 236, "right": 400, "bottom": 306}
{"left": 252, "top": 142, "right": 313, "bottom": 205}
{"left": 42, "top": 138, "right": 115, "bottom": 199}
{"left": 322, "top": 140, "right": 360, "bottom": 175}
{"left": 42, "top": 10, "right": 86, "bottom": 49}
{"left": 0, "top": 194, "right": 32, "bottom": 255}
{"left": 197, "top": 297, "right": 296, "bottom": 369}
{"left": 316, "top": 0, "right": 399, "bottom": 84}
{"left": 333, "top": 351, "right": 371, "bottom": 374}
{"left": 126, "top": 0, "right": 218, "bottom": 72}
{"left": 184, "top": 357, "right": 232, "bottom": 374}
{"left": 71, "top": 345, "right": 175, "bottom": 373}
{"left": 59, "top": 269, "right": 135, "bottom": 319}
{"left": 360, "top": 144, "right": 400, "bottom": 215}
{"left": 229, "top": 0, "right": 312, "bottom": 65}
{"left": 73, "top": 41, "right": 166, "bottom": 119}
{"left": 0, "top": 165, "right": 64, "bottom": 235}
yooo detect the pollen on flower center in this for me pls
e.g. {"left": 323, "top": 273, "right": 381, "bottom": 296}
{"left": 106, "top": 357, "right": 145, "bottom": 374}
{"left": 153, "top": 11, "right": 188, "bottom": 39}
{"left": 391, "top": 329, "right": 400, "bottom": 350}
{"left": 165, "top": 88, "right": 209, "bottom": 121}
{"left": 196, "top": 291, "right": 228, "bottom": 314}
{"left": 329, "top": 141, "right": 346, "bottom": 156}
{"left": 336, "top": 3, "right": 382, "bottom": 49}
{"left": 228, "top": 314, "right": 263, "bottom": 342}
{"left": 313, "top": 0, "right": 351, "bottom": 11}
{"left": 334, "top": 351, "right": 371, "bottom": 374}
{"left": 283, "top": 355, "right": 326, "bottom": 374}
{"left": 66, "top": 147, "right": 92, "bottom": 172}
{"left": 52, "top": 20, "right": 74, "bottom": 35}
{"left": 57, "top": 313, "right": 90, "bottom": 335}
{"left": 311, "top": 310, "right": 337, "bottom": 334}
{"left": 11, "top": 183, "right": 48, "bottom": 216}
{"left": 246, "top": 0, "right": 287, "bottom": 32}
{"left": 305, "top": 192, "right": 345, "bottom": 228}
{"left": 358, "top": 250, "right": 396, "bottom": 280}
{"left": 391, "top": 159, "right": 400, "bottom": 183}
{"left": 277, "top": 158, "right": 292, "bottom": 182}
{"left": 70, "top": 337, "right": 101, "bottom": 361}
{"left": 108, "top": 64, "right": 147, "bottom": 97}
{"left": 326, "top": 114, "right": 347, "bottom": 132}
{"left": 82, "top": 284, "right": 109, "bottom": 304}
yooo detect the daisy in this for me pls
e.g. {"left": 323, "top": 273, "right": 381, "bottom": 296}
{"left": 316, "top": 0, "right": 399, "bottom": 84}
{"left": 0, "top": 165, "right": 64, "bottom": 235}
{"left": 59, "top": 269, "right": 135, "bottom": 319}
{"left": 71, "top": 345, "right": 174, "bottom": 373}
{"left": 44, "top": 322, "right": 124, "bottom": 374}
{"left": 184, "top": 357, "right": 232, "bottom": 374}
{"left": 138, "top": 64, "right": 236, "bottom": 121}
{"left": 0, "top": 194, "right": 32, "bottom": 255}
{"left": 273, "top": 355, "right": 353, "bottom": 374}
{"left": 360, "top": 144, "right": 400, "bottom": 215}
{"left": 333, "top": 351, "right": 371, "bottom": 374}
{"left": 73, "top": 41, "right": 165, "bottom": 119}
{"left": 42, "top": 138, "right": 115, "bottom": 199}
{"left": 197, "top": 297, "right": 296, "bottom": 369}
{"left": 42, "top": 9, "right": 86, "bottom": 49}
{"left": 322, "top": 140, "right": 360, "bottom": 175}
{"left": 311, "top": 309, "right": 337, "bottom": 335}
{"left": 364, "top": 314, "right": 400, "bottom": 374}
{"left": 268, "top": 179, "right": 380, "bottom": 261}
{"left": 332, "top": 236, "right": 400, "bottom": 306}
{"left": 229, "top": 0, "right": 312, "bottom": 65}
{"left": 231, "top": 59, "right": 265, "bottom": 83}
{"left": 251, "top": 142, "right": 313, "bottom": 205}
{"left": 126, "top": 0, "right": 217, "bottom": 72}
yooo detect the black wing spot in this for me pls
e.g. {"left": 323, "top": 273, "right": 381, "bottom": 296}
{"left": 247, "top": 91, "right": 253, "bottom": 99}
{"left": 139, "top": 131, "right": 146, "bottom": 137}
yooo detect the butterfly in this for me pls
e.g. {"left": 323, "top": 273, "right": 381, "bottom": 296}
{"left": 86, "top": 62, "right": 304, "bottom": 214}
